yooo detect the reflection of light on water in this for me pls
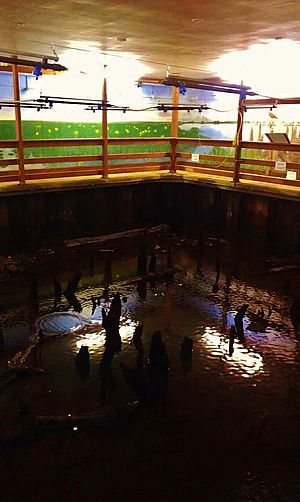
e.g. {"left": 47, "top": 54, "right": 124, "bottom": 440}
{"left": 76, "top": 331, "right": 105, "bottom": 349}
{"left": 75, "top": 318, "right": 137, "bottom": 348}
{"left": 202, "top": 327, "right": 263, "bottom": 377}
{"left": 119, "top": 319, "right": 138, "bottom": 342}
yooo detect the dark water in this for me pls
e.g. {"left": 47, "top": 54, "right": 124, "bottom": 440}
{"left": 1, "top": 234, "right": 300, "bottom": 501}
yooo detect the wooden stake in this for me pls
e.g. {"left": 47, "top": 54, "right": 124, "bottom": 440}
{"left": 12, "top": 63, "right": 25, "bottom": 184}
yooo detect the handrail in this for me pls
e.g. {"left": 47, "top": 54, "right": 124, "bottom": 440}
{"left": 0, "top": 135, "right": 300, "bottom": 189}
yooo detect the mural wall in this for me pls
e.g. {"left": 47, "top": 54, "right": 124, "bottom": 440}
{"left": 1, "top": 70, "right": 300, "bottom": 170}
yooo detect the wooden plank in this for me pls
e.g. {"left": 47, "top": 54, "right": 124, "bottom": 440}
{"left": 239, "top": 172, "right": 300, "bottom": 187}
{"left": 0, "top": 159, "right": 19, "bottom": 166}
{"left": 108, "top": 152, "right": 170, "bottom": 160}
{"left": 102, "top": 76, "right": 108, "bottom": 179}
{"left": 178, "top": 138, "right": 234, "bottom": 147}
{"left": 0, "top": 172, "right": 19, "bottom": 181}
{"left": 108, "top": 137, "right": 171, "bottom": 145}
{"left": 180, "top": 162, "right": 234, "bottom": 171}
{"left": 177, "top": 164, "right": 233, "bottom": 177}
{"left": 244, "top": 97, "right": 300, "bottom": 106}
{"left": 178, "top": 152, "right": 234, "bottom": 162}
{"left": 240, "top": 158, "right": 300, "bottom": 170}
{"left": 25, "top": 169, "right": 102, "bottom": 180}
{"left": 240, "top": 158, "right": 275, "bottom": 167}
{"left": 242, "top": 141, "right": 300, "bottom": 152}
{"left": 65, "top": 224, "right": 171, "bottom": 247}
{"left": 24, "top": 155, "right": 103, "bottom": 164}
{"left": 23, "top": 138, "right": 103, "bottom": 148}
{"left": 108, "top": 163, "right": 169, "bottom": 172}
{"left": 0, "top": 140, "right": 18, "bottom": 148}
{"left": 12, "top": 64, "right": 25, "bottom": 184}
{"left": 25, "top": 165, "right": 102, "bottom": 175}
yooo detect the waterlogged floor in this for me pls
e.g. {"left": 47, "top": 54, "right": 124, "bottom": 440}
{"left": 1, "top": 235, "right": 300, "bottom": 501}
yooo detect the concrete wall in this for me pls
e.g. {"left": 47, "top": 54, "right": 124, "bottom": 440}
{"left": 1, "top": 181, "right": 300, "bottom": 253}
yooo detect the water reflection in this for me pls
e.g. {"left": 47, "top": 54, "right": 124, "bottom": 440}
{"left": 201, "top": 327, "right": 264, "bottom": 377}
{"left": 75, "top": 331, "right": 105, "bottom": 351}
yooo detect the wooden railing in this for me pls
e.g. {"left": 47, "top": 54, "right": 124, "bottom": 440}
{"left": 1, "top": 136, "right": 300, "bottom": 191}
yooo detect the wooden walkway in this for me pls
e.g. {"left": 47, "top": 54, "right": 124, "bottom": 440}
{"left": 0, "top": 170, "right": 300, "bottom": 201}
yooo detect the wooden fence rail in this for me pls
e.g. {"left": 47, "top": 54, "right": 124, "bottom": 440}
{"left": 0, "top": 136, "right": 300, "bottom": 190}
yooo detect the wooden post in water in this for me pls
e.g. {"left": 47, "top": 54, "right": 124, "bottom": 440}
{"left": 170, "top": 86, "right": 179, "bottom": 173}
{"left": 12, "top": 63, "right": 25, "bottom": 184}
{"left": 102, "top": 70, "right": 108, "bottom": 179}
{"left": 233, "top": 92, "right": 245, "bottom": 185}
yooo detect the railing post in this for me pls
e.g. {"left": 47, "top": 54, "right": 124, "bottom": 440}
{"left": 12, "top": 63, "right": 25, "bottom": 184}
{"left": 170, "top": 85, "right": 179, "bottom": 173}
{"left": 102, "top": 74, "right": 108, "bottom": 179}
{"left": 170, "top": 138, "right": 177, "bottom": 174}
{"left": 233, "top": 93, "right": 245, "bottom": 185}
{"left": 171, "top": 86, "right": 179, "bottom": 136}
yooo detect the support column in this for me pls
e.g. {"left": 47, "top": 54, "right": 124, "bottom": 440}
{"left": 102, "top": 74, "right": 108, "bottom": 179}
{"left": 233, "top": 94, "right": 245, "bottom": 185}
{"left": 170, "top": 86, "right": 179, "bottom": 173}
{"left": 171, "top": 86, "right": 179, "bottom": 136}
{"left": 12, "top": 63, "right": 25, "bottom": 184}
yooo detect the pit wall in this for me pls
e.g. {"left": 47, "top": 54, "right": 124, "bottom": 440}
{"left": 0, "top": 181, "right": 300, "bottom": 253}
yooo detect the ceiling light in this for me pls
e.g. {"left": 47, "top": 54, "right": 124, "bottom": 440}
{"left": 192, "top": 18, "right": 205, "bottom": 22}
{"left": 117, "top": 37, "right": 127, "bottom": 42}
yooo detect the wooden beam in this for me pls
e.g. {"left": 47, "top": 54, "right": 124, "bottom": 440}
{"left": 241, "top": 141, "right": 300, "bottom": 152}
{"left": 171, "top": 86, "right": 179, "bottom": 136}
{"left": 102, "top": 76, "right": 108, "bottom": 179}
{"left": 178, "top": 138, "right": 233, "bottom": 147}
{"left": 169, "top": 138, "right": 177, "bottom": 174}
{"left": 23, "top": 138, "right": 103, "bottom": 148}
{"left": 169, "top": 86, "right": 179, "bottom": 173}
{"left": 233, "top": 95, "right": 245, "bottom": 184}
{"left": 108, "top": 137, "right": 170, "bottom": 145}
{"left": 244, "top": 97, "right": 300, "bottom": 106}
{"left": 12, "top": 64, "right": 25, "bottom": 184}
{"left": 24, "top": 155, "right": 103, "bottom": 164}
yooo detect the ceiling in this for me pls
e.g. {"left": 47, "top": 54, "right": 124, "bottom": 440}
{"left": 0, "top": 0, "right": 300, "bottom": 81}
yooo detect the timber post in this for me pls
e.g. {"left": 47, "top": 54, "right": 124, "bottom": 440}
{"left": 12, "top": 63, "right": 25, "bottom": 184}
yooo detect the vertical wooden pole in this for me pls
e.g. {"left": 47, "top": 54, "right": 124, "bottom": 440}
{"left": 102, "top": 74, "right": 108, "bottom": 179}
{"left": 170, "top": 86, "right": 179, "bottom": 173}
{"left": 233, "top": 93, "right": 245, "bottom": 185}
{"left": 12, "top": 63, "right": 25, "bottom": 184}
{"left": 171, "top": 86, "right": 179, "bottom": 136}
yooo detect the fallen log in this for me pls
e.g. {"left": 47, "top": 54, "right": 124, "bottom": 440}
{"left": 64, "top": 224, "right": 171, "bottom": 248}
{"left": 35, "top": 401, "right": 140, "bottom": 432}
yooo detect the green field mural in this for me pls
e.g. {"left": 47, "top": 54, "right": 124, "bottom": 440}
{"left": 0, "top": 119, "right": 278, "bottom": 172}
{"left": 0, "top": 120, "right": 209, "bottom": 166}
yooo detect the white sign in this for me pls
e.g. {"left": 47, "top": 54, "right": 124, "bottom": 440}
{"left": 286, "top": 170, "right": 297, "bottom": 180}
{"left": 274, "top": 160, "right": 286, "bottom": 172}
{"left": 191, "top": 153, "right": 199, "bottom": 162}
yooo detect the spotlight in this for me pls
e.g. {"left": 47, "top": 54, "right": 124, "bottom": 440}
{"left": 178, "top": 82, "right": 186, "bottom": 95}
{"left": 33, "top": 64, "right": 42, "bottom": 80}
